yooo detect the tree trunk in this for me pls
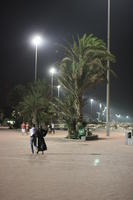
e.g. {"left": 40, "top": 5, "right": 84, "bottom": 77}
{"left": 76, "top": 95, "right": 83, "bottom": 123}
{"left": 67, "top": 120, "right": 77, "bottom": 138}
{"left": 32, "top": 111, "right": 37, "bottom": 126}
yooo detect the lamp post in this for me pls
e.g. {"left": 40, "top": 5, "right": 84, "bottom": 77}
{"left": 57, "top": 85, "right": 61, "bottom": 121}
{"left": 57, "top": 85, "right": 61, "bottom": 98}
{"left": 49, "top": 67, "right": 56, "bottom": 97}
{"left": 32, "top": 35, "right": 42, "bottom": 81}
{"left": 126, "top": 115, "right": 129, "bottom": 123}
{"left": 99, "top": 103, "right": 102, "bottom": 121}
{"left": 106, "top": 0, "right": 111, "bottom": 136}
{"left": 90, "top": 99, "right": 94, "bottom": 119}
{"left": 115, "top": 114, "right": 120, "bottom": 123}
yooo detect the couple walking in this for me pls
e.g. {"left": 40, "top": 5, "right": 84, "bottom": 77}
{"left": 30, "top": 124, "right": 47, "bottom": 154}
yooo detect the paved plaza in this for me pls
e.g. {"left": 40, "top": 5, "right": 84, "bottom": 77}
{"left": 0, "top": 128, "right": 133, "bottom": 200}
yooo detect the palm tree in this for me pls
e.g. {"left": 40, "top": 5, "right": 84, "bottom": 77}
{"left": 19, "top": 80, "right": 51, "bottom": 126}
{"left": 57, "top": 34, "right": 115, "bottom": 134}
{"left": 53, "top": 92, "right": 78, "bottom": 137}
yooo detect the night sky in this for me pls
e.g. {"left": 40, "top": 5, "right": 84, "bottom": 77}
{"left": 1, "top": 0, "right": 133, "bottom": 116}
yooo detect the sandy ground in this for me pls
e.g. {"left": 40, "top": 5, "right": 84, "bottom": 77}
{"left": 0, "top": 128, "right": 133, "bottom": 200}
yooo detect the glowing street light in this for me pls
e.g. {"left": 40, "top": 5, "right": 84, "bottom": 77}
{"left": 99, "top": 103, "right": 102, "bottom": 121}
{"left": 115, "top": 114, "right": 120, "bottom": 118}
{"left": 57, "top": 85, "right": 61, "bottom": 98}
{"left": 31, "top": 35, "right": 43, "bottom": 81}
{"left": 90, "top": 98, "right": 94, "bottom": 118}
{"left": 32, "top": 35, "right": 42, "bottom": 46}
{"left": 90, "top": 98, "right": 94, "bottom": 103}
{"left": 115, "top": 114, "right": 121, "bottom": 123}
{"left": 57, "top": 85, "right": 61, "bottom": 120}
{"left": 126, "top": 115, "right": 129, "bottom": 123}
{"left": 49, "top": 67, "right": 56, "bottom": 97}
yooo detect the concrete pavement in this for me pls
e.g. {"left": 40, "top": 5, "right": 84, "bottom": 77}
{"left": 0, "top": 128, "right": 133, "bottom": 200}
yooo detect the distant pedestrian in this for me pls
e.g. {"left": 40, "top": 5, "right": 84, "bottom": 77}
{"left": 51, "top": 122, "right": 55, "bottom": 134}
{"left": 48, "top": 124, "right": 52, "bottom": 133}
{"left": 29, "top": 124, "right": 37, "bottom": 154}
{"left": 36, "top": 126, "right": 48, "bottom": 154}
{"left": 21, "top": 122, "right": 26, "bottom": 134}
{"left": 25, "top": 122, "right": 29, "bottom": 134}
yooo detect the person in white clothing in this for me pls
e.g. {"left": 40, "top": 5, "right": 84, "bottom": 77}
{"left": 51, "top": 122, "right": 55, "bottom": 134}
{"left": 30, "top": 124, "right": 37, "bottom": 154}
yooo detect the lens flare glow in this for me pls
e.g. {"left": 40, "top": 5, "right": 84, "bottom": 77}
{"left": 93, "top": 158, "right": 100, "bottom": 166}
{"left": 49, "top": 67, "right": 56, "bottom": 75}
{"left": 32, "top": 35, "right": 42, "bottom": 45}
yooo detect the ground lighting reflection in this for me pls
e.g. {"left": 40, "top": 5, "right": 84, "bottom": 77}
{"left": 93, "top": 158, "right": 100, "bottom": 166}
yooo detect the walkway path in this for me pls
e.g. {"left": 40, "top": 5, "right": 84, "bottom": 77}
{"left": 0, "top": 128, "right": 133, "bottom": 200}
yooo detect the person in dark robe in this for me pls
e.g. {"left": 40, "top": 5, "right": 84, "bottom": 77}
{"left": 36, "top": 126, "right": 48, "bottom": 154}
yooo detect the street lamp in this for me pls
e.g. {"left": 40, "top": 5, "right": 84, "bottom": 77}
{"left": 126, "top": 115, "right": 129, "bottom": 123}
{"left": 57, "top": 85, "right": 61, "bottom": 98}
{"left": 115, "top": 114, "right": 121, "bottom": 123}
{"left": 99, "top": 103, "right": 102, "bottom": 121}
{"left": 32, "top": 35, "right": 42, "bottom": 81}
{"left": 49, "top": 67, "right": 56, "bottom": 97}
{"left": 57, "top": 85, "right": 61, "bottom": 121}
{"left": 99, "top": 103, "right": 102, "bottom": 109}
{"left": 106, "top": 0, "right": 111, "bottom": 136}
{"left": 90, "top": 99, "right": 94, "bottom": 118}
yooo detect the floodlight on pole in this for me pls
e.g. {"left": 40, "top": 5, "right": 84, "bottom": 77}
{"left": 126, "top": 115, "right": 129, "bottom": 123}
{"left": 57, "top": 85, "right": 61, "bottom": 98}
{"left": 99, "top": 103, "right": 102, "bottom": 121}
{"left": 90, "top": 99, "right": 94, "bottom": 118}
{"left": 32, "top": 35, "right": 43, "bottom": 81}
{"left": 32, "top": 36, "right": 42, "bottom": 46}
{"left": 49, "top": 67, "right": 56, "bottom": 97}
{"left": 90, "top": 99, "right": 94, "bottom": 103}
{"left": 106, "top": 0, "right": 111, "bottom": 136}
